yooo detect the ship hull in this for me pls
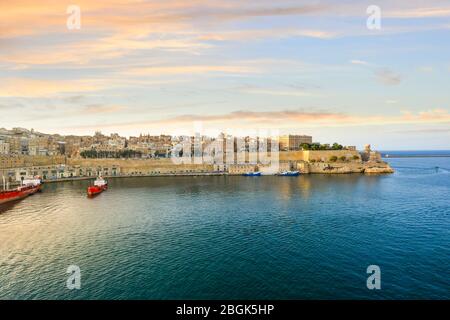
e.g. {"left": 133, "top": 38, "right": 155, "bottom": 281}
{"left": 87, "top": 184, "right": 108, "bottom": 197}
{"left": 278, "top": 171, "right": 300, "bottom": 176}
{"left": 242, "top": 172, "right": 262, "bottom": 176}
{"left": 0, "top": 185, "right": 41, "bottom": 205}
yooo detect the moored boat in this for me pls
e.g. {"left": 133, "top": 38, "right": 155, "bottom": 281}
{"left": 87, "top": 177, "right": 108, "bottom": 197}
{"left": 0, "top": 177, "right": 42, "bottom": 205}
{"left": 242, "top": 172, "right": 262, "bottom": 176}
{"left": 278, "top": 171, "right": 300, "bottom": 176}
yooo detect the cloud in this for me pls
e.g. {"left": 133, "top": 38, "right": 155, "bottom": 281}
{"left": 64, "top": 108, "right": 450, "bottom": 133}
{"left": 197, "top": 29, "right": 336, "bottom": 41}
{"left": 387, "top": 7, "right": 450, "bottom": 18}
{"left": 188, "top": 4, "right": 328, "bottom": 22}
{"left": 2, "top": 0, "right": 450, "bottom": 140}
{"left": 418, "top": 66, "right": 434, "bottom": 73}
{"left": 64, "top": 95, "right": 86, "bottom": 104}
{"left": 402, "top": 108, "right": 450, "bottom": 121}
{"left": 350, "top": 61, "right": 402, "bottom": 86}
{"left": 0, "top": 78, "right": 108, "bottom": 97}
{"left": 1, "top": 0, "right": 449, "bottom": 71}
{"left": 385, "top": 100, "right": 398, "bottom": 104}
{"left": 165, "top": 110, "right": 347, "bottom": 123}
{"left": 0, "top": 1, "right": 327, "bottom": 39}
{"left": 83, "top": 104, "right": 126, "bottom": 114}
{"left": 375, "top": 68, "right": 402, "bottom": 85}
{"left": 123, "top": 64, "right": 259, "bottom": 76}
{"left": 350, "top": 60, "right": 369, "bottom": 66}
{"left": 393, "top": 127, "right": 450, "bottom": 134}
{"left": 240, "top": 89, "right": 311, "bottom": 97}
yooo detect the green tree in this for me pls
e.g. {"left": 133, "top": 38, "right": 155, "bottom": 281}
{"left": 310, "top": 143, "right": 321, "bottom": 150}
{"left": 332, "top": 143, "right": 343, "bottom": 150}
{"left": 300, "top": 143, "right": 311, "bottom": 150}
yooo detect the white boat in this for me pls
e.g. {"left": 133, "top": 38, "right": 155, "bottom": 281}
{"left": 22, "top": 178, "right": 43, "bottom": 186}
{"left": 93, "top": 177, "right": 108, "bottom": 187}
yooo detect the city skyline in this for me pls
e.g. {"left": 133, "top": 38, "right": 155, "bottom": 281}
{"left": 1, "top": 0, "right": 450, "bottom": 150}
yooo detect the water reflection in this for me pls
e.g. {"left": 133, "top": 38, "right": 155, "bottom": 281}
{"left": 0, "top": 168, "right": 448, "bottom": 299}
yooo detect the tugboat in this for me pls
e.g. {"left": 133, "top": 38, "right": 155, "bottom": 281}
{"left": 278, "top": 171, "right": 300, "bottom": 176}
{"left": 87, "top": 177, "right": 108, "bottom": 197}
{"left": 0, "top": 177, "right": 42, "bottom": 205}
{"left": 242, "top": 172, "right": 262, "bottom": 176}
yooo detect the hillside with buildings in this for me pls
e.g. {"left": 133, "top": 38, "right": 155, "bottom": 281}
{"left": 0, "top": 128, "right": 393, "bottom": 184}
{"left": 0, "top": 128, "right": 174, "bottom": 159}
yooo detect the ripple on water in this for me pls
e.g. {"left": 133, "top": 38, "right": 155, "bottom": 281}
{"left": 0, "top": 163, "right": 449, "bottom": 299}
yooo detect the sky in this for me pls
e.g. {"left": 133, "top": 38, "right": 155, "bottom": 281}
{"left": 1, "top": 0, "right": 450, "bottom": 150}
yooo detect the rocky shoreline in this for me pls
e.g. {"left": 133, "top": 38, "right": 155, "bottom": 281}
{"left": 300, "top": 161, "right": 394, "bottom": 174}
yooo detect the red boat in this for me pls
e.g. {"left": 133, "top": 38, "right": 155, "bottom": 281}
{"left": 87, "top": 177, "right": 108, "bottom": 197}
{"left": 0, "top": 178, "right": 42, "bottom": 205}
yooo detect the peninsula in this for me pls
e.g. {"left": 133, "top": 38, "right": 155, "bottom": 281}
{"left": 0, "top": 128, "right": 393, "bottom": 184}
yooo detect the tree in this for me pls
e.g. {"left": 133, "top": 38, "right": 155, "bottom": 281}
{"left": 310, "top": 143, "right": 321, "bottom": 150}
{"left": 300, "top": 143, "right": 311, "bottom": 150}
{"left": 332, "top": 143, "right": 343, "bottom": 150}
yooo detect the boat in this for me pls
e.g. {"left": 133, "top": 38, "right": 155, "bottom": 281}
{"left": 242, "top": 172, "right": 262, "bottom": 176}
{"left": 278, "top": 171, "right": 300, "bottom": 176}
{"left": 0, "top": 177, "right": 42, "bottom": 205}
{"left": 87, "top": 177, "right": 108, "bottom": 196}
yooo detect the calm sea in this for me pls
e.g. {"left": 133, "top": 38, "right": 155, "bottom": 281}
{"left": 0, "top": 153, "right": 449, "bottom": 299}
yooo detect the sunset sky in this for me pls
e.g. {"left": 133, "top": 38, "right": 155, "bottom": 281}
{"left": 1, "top": 0, "right": 450, "bottom": 149}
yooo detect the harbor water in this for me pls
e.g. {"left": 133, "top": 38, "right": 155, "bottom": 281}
{"left": 0, "top": 155, "right": 449, "bottom": 299}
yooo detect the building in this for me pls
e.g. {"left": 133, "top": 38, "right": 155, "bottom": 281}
{"left": 28, "top": 136, "right": 50, "bottom": 156}
{"left": 0, "top": 164, "right": 122, "bottom": 184}
{"left": 0, "top": 155, "right": 24, "bottom": 169}
{"left": 279, "top": 135, "right": 313, "bottom": 151}
{"left": 0, "top": 141, "right": 10, "bottom": 155}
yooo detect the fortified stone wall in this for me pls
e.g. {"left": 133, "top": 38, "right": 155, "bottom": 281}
{"left": 303, "top": 150, "right": 361, "bottom": 162}
{"left": 0, "top": 150, "right": 393, "bottom": 179}
{"left": 68, "top": 158, "right": 215, "bottom": 175}
{"left": 279, "top": 151, "right": 306, "bottom": 161}
{"left": 0, "top": 155, "right": 66, "bottom": 169}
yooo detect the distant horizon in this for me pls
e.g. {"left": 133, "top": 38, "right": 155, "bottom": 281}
{"left": 379, "top": 149, "right": 450, "bottom": 152}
